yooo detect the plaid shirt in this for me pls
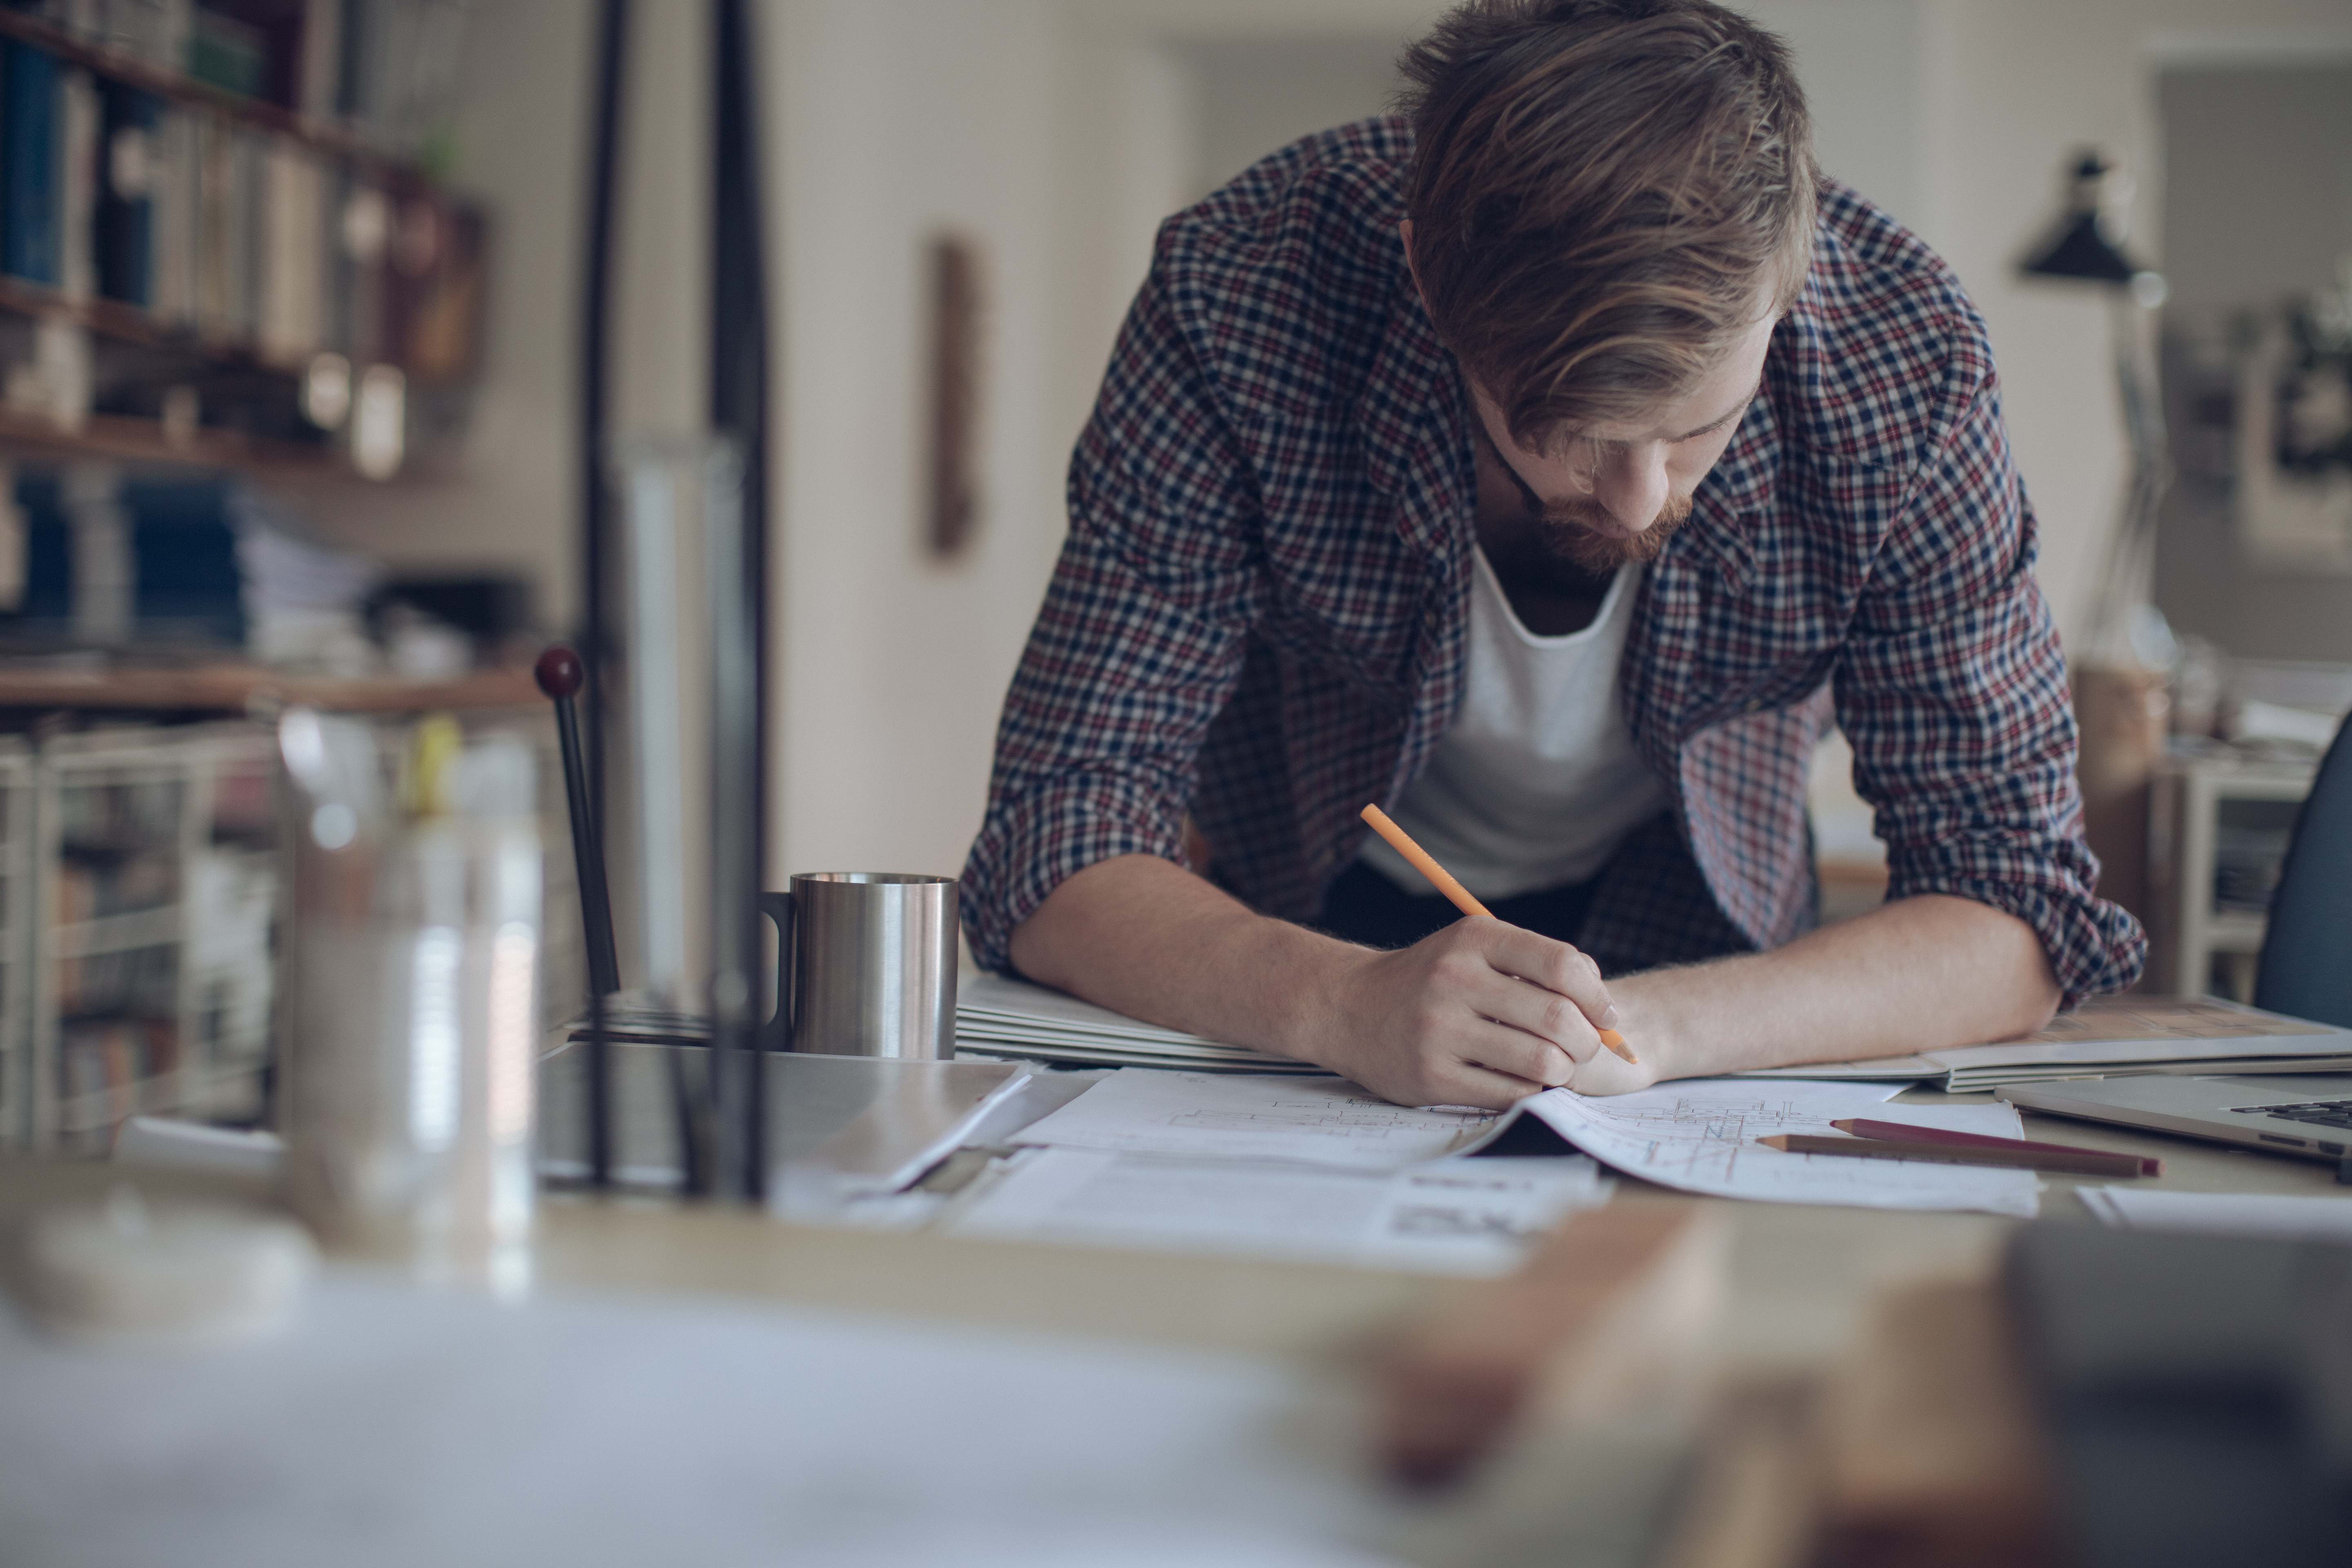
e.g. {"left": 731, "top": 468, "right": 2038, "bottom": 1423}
{"left": 963, "top": 117, "right": 2145, "bottom": 1006}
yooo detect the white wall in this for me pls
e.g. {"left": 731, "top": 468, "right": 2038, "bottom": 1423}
{"left": 762, "top": 0, "right": 1071, "bottom": 885}
{"left": 1182, "top": 35, "right": 1406, "bottom": 200}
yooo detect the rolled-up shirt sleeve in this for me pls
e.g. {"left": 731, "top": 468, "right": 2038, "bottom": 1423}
{"left": 959, "top": 274, "right": 1268, "bottom": 974}
{"left": 1834, "top": 357, "right": 2146, "bottom": 1006}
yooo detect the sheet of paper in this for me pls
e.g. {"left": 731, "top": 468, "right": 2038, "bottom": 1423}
{"left": 1013, "top": 1069, "right": 1500, "bottom": 1171}
{"left": 792, "top": 1066, "right": 1036, "bottom": 1198}
{"left": 948, "top": 1148, "right": 1611, "bottom": 1275}
{"left": 1511, "top": 1080, "right": 2042, "bottom": 1216}
{"left": 0, "top": 1273, "right": 1415, "bottom": 1568}
{"left": 2078, "top": 1185, "right": 2352, "bottom": 1242}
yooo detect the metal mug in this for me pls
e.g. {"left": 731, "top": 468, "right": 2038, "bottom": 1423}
{"left": 761, "top": 873, "right": 958, "bottom": 1058}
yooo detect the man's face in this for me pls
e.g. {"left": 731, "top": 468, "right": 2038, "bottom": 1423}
{"left": 1467, "top": 310, "right": 1777, "bottom": 574}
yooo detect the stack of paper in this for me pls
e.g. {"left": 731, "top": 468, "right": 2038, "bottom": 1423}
{"left": 562, "top": 998, "right": 714, "bottom": 1047}
{"left": 944, "top": 1071, "right": 1611, "bottom": 1273}
{"left": 1737, "top": 996, "right": 2352, "bottom": 1091}
{"left": 955, "top": 975, "right": 1330, "bottom": 1074}
{"left": 947, "top": 1150, "right": 1613, "bottom": 1276}
{"left": 1004, "top": 1069, "right": 1500, "bottom": 1167}
{"left": 1007, "top": 1069, "right": 2042, "bottom": 1217}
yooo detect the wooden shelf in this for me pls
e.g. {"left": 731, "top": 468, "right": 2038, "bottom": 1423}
{"left": 0, "top": 10, "right": 429, "bottom": 187}
{"left": 0, "top": 663, "right": 541, "bottom": 714}
{"left": 51, "top": 906, "right": 181, "bottom": 958}
{"left": 2204, "top": 912, "right": 2270, "bottom": 954}
{"left": 0, "top": 273, "right": 296, "bottom": 368}
{"left": 0, "top": 405, "right": 345, "bottom": 479}
{"left": 0, "top": 267, "right": 364, "bottom": 480}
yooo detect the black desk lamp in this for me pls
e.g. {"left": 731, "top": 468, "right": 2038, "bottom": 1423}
{"left": 2020, "top": 151, "right": 2147, "bottom": 286}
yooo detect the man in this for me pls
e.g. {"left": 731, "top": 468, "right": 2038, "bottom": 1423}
{"left": 962, "top": 0, "right": 2145, "bottom": 1110}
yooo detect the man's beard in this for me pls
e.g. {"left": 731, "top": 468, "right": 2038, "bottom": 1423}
{"left": 1531, "top": 490, "right": 1695, "bottom": 575}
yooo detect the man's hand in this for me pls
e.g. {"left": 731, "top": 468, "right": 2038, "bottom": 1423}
{"left": 1303, "top": 917, "right": 1645, "bottom": 1109}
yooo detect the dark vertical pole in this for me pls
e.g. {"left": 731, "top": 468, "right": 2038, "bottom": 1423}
{"left": 710, "top": 0, "right": 771, "bottom": 1200}
{"left": 577, "top": 0, "right": 630, "bottom": 1187}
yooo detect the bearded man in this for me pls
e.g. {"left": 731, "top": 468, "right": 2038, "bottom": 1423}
{"left": 960, "top": 0, "right": 2144, "bottom": 1108}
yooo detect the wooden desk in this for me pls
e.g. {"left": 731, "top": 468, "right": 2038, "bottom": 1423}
{"left": 4, "top": 1095, "right": 2343, "bottom": 1568}
{"left": 12, "top": 1084, "right": 2333, "bottom": 1369}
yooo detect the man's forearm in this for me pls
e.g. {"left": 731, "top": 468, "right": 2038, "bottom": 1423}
{"left": 1008, "top": 854, "right": 1344, "bottom": 1056}
{"left": 1566, "top": 893, "right": 2061, "bottom": 1091}
{"left": 1009, "top": 858, "right": 2060, "bottom": 1105}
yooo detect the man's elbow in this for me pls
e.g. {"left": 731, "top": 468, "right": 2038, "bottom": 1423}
{"left": 1993, "top": 913, "right": 2063, "bottom": 1040}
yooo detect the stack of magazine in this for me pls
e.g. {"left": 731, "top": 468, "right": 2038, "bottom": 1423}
{"left": 1737, "top": 995, "right": 2352, "bottom": 1092}
{"left": 563, "top": 978, "right": 1326, "bottom": 1074}
{"left": 953, "top": 975, "right": 1329, "bottom": 1074}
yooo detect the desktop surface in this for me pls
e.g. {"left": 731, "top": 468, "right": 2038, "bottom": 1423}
{"left": 4, "top": 1074, "right": 2346, "bottom": 1568}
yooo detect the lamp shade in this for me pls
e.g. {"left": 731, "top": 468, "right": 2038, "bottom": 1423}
{"left": 2020, "top": 151, "right": 2150, "bottom": 286}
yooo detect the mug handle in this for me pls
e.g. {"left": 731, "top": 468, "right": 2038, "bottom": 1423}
{"left": 758, "top": 890, "right": 794, "bottom": 1051}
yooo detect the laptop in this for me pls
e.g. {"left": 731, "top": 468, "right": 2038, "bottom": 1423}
{"left": 1998, "top": 1074, "right": 2352, "bottom": 1164}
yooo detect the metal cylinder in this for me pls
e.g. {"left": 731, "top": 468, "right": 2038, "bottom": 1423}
{"left": 786, "top": 873, "right": 958, "bottom": 1059}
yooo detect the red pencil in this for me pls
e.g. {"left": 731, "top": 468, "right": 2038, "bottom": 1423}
{"left": 1830, "top": 1117, "right": 2162, "bottom": 1177}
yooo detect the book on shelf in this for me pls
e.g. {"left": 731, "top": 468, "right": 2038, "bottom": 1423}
{"left": 95, "top": 75, "right": 157, "bottom": 309}
{"left": 3, "top": 40, "right": 62, "bottom": 287}
{"left": 56, "top": 940, "right": 178, "bottom": 1017}
{"left": 58, "top": 1013, "right": 178, "bottom": 1136}
{"left": 56, "top": 56, "right": 96, "bottom": 301}
{"left": 51, "top": 850, "right": 179, "bottom": 924}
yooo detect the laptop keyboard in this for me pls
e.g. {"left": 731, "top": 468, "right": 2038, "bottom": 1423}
{"left": 2227, "top": 1100, "right": 2352, "bottom": 1129}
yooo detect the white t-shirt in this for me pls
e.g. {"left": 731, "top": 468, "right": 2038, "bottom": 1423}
{"left": 1357, "top": 548, "right": 1673, "bottom": 901}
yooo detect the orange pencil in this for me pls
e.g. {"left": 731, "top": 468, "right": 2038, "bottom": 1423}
{"left": 1359, "top": 803, "right": 1638, "bottom": 1065}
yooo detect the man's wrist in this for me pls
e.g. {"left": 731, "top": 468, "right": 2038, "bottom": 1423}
{"left": 1264, "top": 927, "right": 1372, "bottom": 1071}
{"left": 1583, "top": 974, "right": 1680, "bottom": 1089}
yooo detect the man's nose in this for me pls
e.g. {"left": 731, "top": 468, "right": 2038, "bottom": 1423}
{"left": 1588, "top": 444, "right": 1671, "bottom": 532}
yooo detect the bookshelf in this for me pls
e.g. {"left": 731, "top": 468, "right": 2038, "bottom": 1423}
{"left": 24, "top": 722, "right": 277, "bottom": 1153}
{"left": 0, "top": 739, "right": 31, "bottom": 1149}
{"left": 0, "top": 4, "right": 483, "bottom": 481}
{"left": 2146, "top": 750, "right": 2320, "bottom": 1002}
{"left": 0, "top": 675, "right": 572, "bottom": 1155}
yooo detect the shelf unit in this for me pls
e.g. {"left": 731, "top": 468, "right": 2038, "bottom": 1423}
{"left": 0, "top": 8, "right": 479, "bottom": 481}
{"left": 22, "top": 722, "right": 277, "bottom": 1153}
{"left": 2146, "top": 750, "right": 2320, "bottom": 1002}
{"left": 0, "top": 739, "right": 33, "bottom": 1147}
{"left": 0, "top": 698, "right": 580, "bottom": 1155}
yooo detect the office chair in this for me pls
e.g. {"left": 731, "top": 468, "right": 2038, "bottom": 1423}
{"left": 2254, "top": 709, "right": 2352, "bottom": 1028}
